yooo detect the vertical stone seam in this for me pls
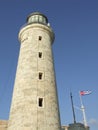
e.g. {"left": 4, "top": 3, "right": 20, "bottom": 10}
{"left": 37, "top": 36, "right": 39, "bottom": 130}
{"left": 43, "top": 36, "right": 46, "bottom": 130}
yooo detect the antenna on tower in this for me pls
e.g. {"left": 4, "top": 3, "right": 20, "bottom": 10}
{"left": 70, "top": 92, "right": 76, "bottom": 124}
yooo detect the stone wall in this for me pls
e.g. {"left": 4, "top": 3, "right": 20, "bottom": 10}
{"left": 62, "top": 126, "right": 69, "bottom": 130}
{"left": 0, "top": 120, "right": 8, "bottom": 130}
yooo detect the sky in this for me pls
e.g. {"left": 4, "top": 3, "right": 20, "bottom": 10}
{"left": 0, "top": 0, "right": 98, "bottom": 129}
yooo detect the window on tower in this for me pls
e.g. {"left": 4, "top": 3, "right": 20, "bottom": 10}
{"left": 38, "top": 98, "right": 44, "bottom": 107}
{"left": 38, "top": 52, "right": 42, "bottom": 58}
{"left": 39, "top": 72, "right": 43, "bottom": 80}
{"left": 39, "top": 36, "right": 42, "bottom": 41}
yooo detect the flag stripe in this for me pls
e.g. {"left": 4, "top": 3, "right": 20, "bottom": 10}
{"left": 80, "top": 90, "right": 92, "bottom": 96}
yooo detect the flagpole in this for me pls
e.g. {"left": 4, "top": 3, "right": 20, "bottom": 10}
{"left": 70, "top": 92, "right": 76, "bottom": 124}
{"left": 79, "top": 91, "right": 87, "bottom": 127}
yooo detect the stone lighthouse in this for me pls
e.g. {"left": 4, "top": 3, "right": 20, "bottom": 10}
{"left": 8, "top": 12, "right": 61, "bottom": 130}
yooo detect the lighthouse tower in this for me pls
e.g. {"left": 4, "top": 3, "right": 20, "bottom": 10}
{"left": 8, "top": 12, "right": 61, "bottom": 130}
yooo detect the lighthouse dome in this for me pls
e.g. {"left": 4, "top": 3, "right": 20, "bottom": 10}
{"left": 27, "top": 12, "right": 48, "bottom": 25}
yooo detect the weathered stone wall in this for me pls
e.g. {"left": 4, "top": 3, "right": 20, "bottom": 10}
{"left": 8, "top": 21, "right": 61, "bottom": 129}
{"left": 0, "top": 120, "right": 8, "bottom": 130}
{"left": 62, "top": 126, "right": 69, "bottom": 130}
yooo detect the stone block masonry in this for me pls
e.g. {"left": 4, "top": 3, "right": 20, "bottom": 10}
{"left": 7, "top": 12, "right": 61, "bottom": 130}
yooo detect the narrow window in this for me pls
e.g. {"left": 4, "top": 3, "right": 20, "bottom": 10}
{"left": 38, "top": 98, "right": 43, "bottom": 107}
{"left": 39, "top": 36, "right": 42, "bottom": 41}
{"left": 39, "top": 72, "right": 43, "bottom": 80}
{"left": 39, "top": 52, "right": 42, "bottom": 58}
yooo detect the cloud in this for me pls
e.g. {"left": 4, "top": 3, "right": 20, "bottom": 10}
{"left": 89, "top": 118, "right": 98, "bottom": 127}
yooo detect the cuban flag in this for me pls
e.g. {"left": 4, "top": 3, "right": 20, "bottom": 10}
{"left": 80, "top": 90, "right": 92, "bottom": 96}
